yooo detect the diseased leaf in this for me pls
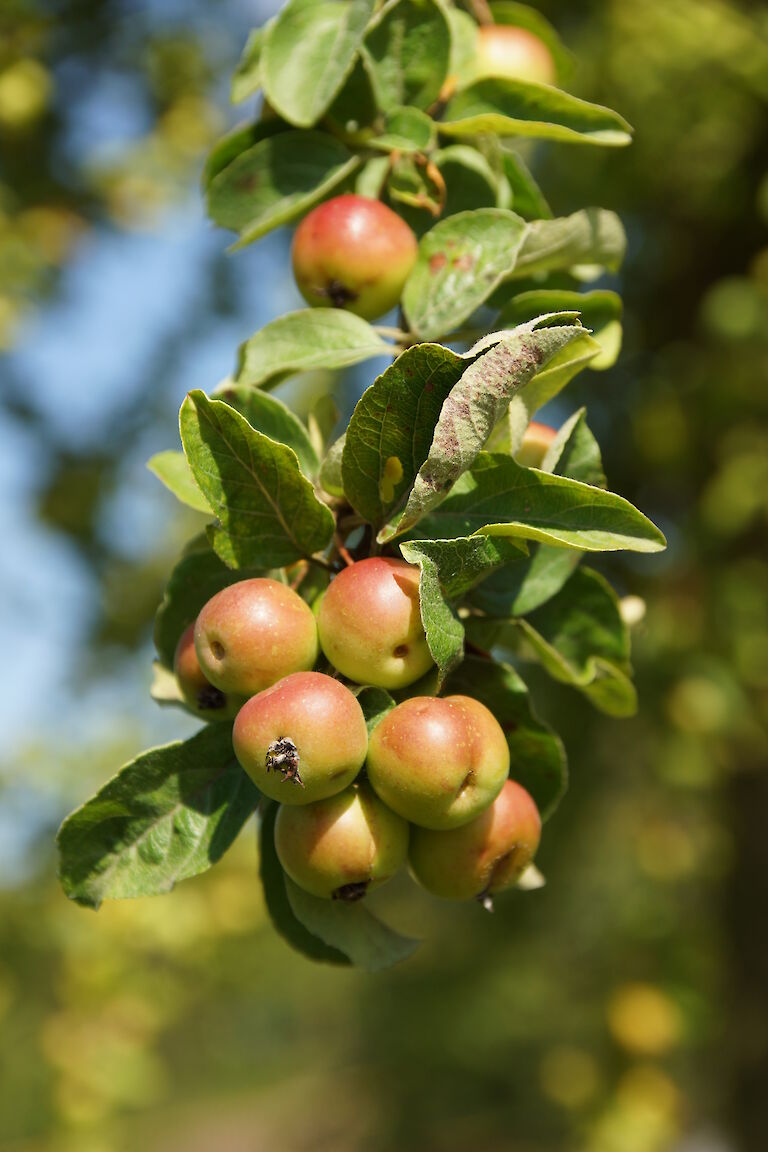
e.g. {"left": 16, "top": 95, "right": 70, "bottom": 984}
{"left": 262, "top": 0, "right": 376, "bottom": 128}
{"left": 441, "top": 78, "right": 632, "bottom": 146}
{"left": 285, "top": 877, "right": 420, "bottom": 971}
{"left": 402, "top": 208, "right": 527, "bottom": 340}
{"left": 259, "top": 802, "right": 349, "bottom": 964}
{"left": 445, "top": 657, "right": 567, "bottom": 820}
{"left": 363, "top": 0, "right": 452, "bottom": 112}
{"left": 342, "top": 342, "right": 467, "bottom": 525}
{"left": 147, "top": 450, "right": 211, "bottom": 513}
{"left": 512, "top": 208, "right": 626, "bottom": 278}
{"left": 382, "top": 317, "right": 585, "bottom": 540}
{"left": 154, "top": 541, "right": 268, "bottom": 669}
{"left": 57, "top": 725, "right": 259, "bottom": 908}
{"left": 237, "top": 309, "right": 391, "bottom": 390}
{"left": 212, "top": 381, "right": 320, "bottom": 478}
{"left": 415, "top": 452, "right": 667, "bottom": 553}
{"left": 180, "top": 390, "right": 334, "bottom": 569}
{"left": 515, "top": 334, "right": 602, "bottom": 417}
{"left": 499, "top": 289, "right": 622, "bottom": 369}
{"left": 207, "top": 131, "right": 359, "bottom": 248}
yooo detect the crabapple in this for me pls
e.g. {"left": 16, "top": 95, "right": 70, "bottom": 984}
{"left": 291, "top": 194, "right": 418, "bottom": 321}
{"left": 194, "top": 578, "right": 318, "bottom": 697}
{"left": 316, "top": 557, "right": 433, "bottom": 690}
{"left": 232, "top": 671, "right": 368, "bottom": 804}
{"left": 173, "top": 623, "right": 241, "bottom": 719}
{"left": 475, "top": 24, "right": 557, "bottom": 87}
{"left": 409, "top": 778, "right": 541, "bottom": 900}
{"left": 274, "top": 782, "right": 409, "bottom": 901}
{"left": 515, "top": 421, "right": 557, "bottom": 468}
{"left": 366, "top": 695, "right": 510, "bottom": 830}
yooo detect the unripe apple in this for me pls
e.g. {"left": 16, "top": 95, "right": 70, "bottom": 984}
{"left": 232, "top": 671, "right": 368, "bottom": 804}
{"left": 274, "top": 782, "right": 409, "bottom": 901}
{"left": 366, "top": 694, "right": 510, "bottom": 830}
{"left": 173, "top": 623, "right": 241, "bottom": 719}
{"left": 409, "top": 778, "right": 542, "bottom": 900}
{"left": 515, "top": 421, "right": 557, "bottom": 468}
{"left": 291, "top": 194, "right": 418, "bottom": 321}
{"left": 475, "top": 24, "right": 556, "bottom": 87}
{"left": 316, "top": 557, "right": 434, "bottom": 690}
{"left": 194, "top": 578, "right": 318, "bottom": 697}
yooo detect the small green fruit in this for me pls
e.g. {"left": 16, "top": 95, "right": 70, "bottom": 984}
{"left": 274, "top": 782, "right": 409, "bottom": 901}
{"left": 232, "top": 671, "right": 368, "bottom": 804}
{"left": 366, "top": 694, "right": 510, "bottom": 830}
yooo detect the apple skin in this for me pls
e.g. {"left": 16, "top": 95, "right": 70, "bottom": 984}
{"left": 291, "top": 194, "right": 418, "bottom": 321}
{"left": 409, "top": 778, "right": 542, "bottom": 900}
{"left": 194, "top": 578, "right": 318, "bottom": 698}
{"left": 232, "top": 671, "right": 368, "bottom": 804}
{"left": 366, "top": 694, "right": 510, "bottom": 830}
{"left": 316, "top": 557, "right": 434, "bottom": 690}
{"left": 475, "top": 24, "right": 557, "bottom": 87}
{"left": 515, "top": 421, "right": 557, "bottom": 468}
{"left": 274, "top": 782, "right": 409, "bottom": 900}
{"left": 173, "top": 624, "right": 242, "bottom": 720}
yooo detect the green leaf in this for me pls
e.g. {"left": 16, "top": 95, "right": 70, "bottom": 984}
{"left": 231, "top": 27, "right": 266, "bottom": 104}
{"left": 434, "top": 145, "right": 501, "bottom": 216}
{"left": 150, "top": 661, "right": 185, "bottom": 708}
{"left": 469, "top": 545, "right": 580, "bottom": 617}
{"left": 416, "top": 452, "right": 667, "bottom": 553}
{"left": 259, "top": 802, "right": 349, "bottom": 964}
{"left": 202, "top": 120, "right": 287, "bottom": 189}
{"left": 212, "top": 381, "right": 320, "bottom": 478}
{"left": 370, "top": 105, "right": 437, "bottom": 153}
{"left": 355, "top": 155, "right": 390, "bottom": 199}
{"left": 399, "top": 542, "right": 464, "bottom": 687}
{"left": 285, "top": 876, "right": 419, "bottom": 971}
{"left": 237, "top": 309, "right": 391, "bottom": 390}
{"left": 319, "top": 433, "right": 346, "bottom": 497}
{"left": 445, "top": 657, "right": 567, "bottom": 820}
{"left": 543, "top": 408, "right": 606, "bottom": 488}
{"left": 206, "top": 131, "right": 359, "bottom": 248}
{"left": 441, "top": 78, "right": 632, "bottom": 146}
{"left": 402, "top": 208, "right": 528, "bottom": 340}
{"left": 499, "top": 289, "right": 622, "bottom": 369}
{"left": 512, "top": 208, "right": 626, "bottom": 278}
{"left": 501, "top": 149, "right": 552, "bottom": 220}
{"left": 57, "top": 724, "right": 259, "bottom": 909}
{"left": 382, "top": 318, "right": 585, "bottom": 540}
{"left": 355, "top": 686, "right": 397, "bottom": 734}
{"left": 262, "top": 0, "right": 376, "bottom": 128}
{"left": 154, "top": 541, "right": 268, "bottom": 669}
{"left": 472, "top": 568, "right": 637, "bottom": 717}
{"left": 446, "top": 6, "right": 478, "bottom": 81}
{"left": 147, "top": 450, "right": 211, "bottom": 513}
{"left": 179, "top": 390, "right": 334, "bottom": 569}
{"left": 342, "top": 342, "right": 467, "bottom": 525}
{"left": 363, "top": 0, "right": 452, "bottom": 112}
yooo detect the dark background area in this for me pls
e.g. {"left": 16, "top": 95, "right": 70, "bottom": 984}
{"left": 0, "top": 2, "right": 766, "bottom": 1150}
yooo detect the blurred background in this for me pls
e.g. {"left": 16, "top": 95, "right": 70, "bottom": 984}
{"left": 1, "top": 1, "right": 767, "bottom": 1150}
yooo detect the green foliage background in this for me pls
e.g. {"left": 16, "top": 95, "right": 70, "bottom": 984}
{"left": 1, "top": 1, "right": 767, "bottom": 1150}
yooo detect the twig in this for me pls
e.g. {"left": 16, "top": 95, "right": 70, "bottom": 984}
{"left": 466, "top": 0, "right": 493, "bottom": 24}
{"left": 334, "top": 533, "right": 356, "bottom": 567}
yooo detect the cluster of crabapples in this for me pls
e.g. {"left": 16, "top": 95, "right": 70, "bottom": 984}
{"left": 174, "top": 558, "right": 543, "bottom": 906}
